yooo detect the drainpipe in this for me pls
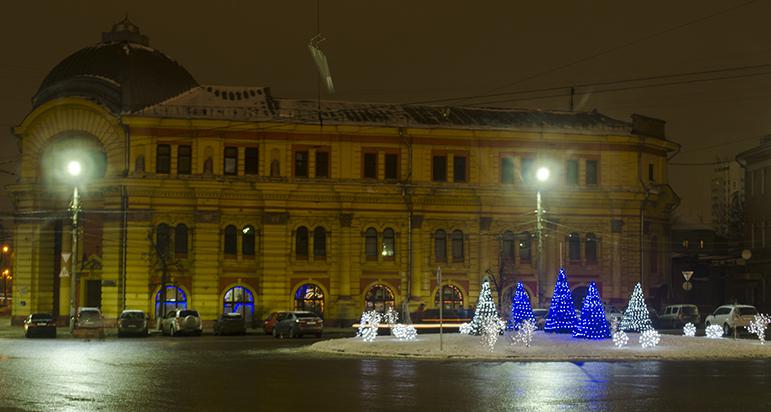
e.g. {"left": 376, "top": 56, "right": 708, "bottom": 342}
{"left": 399, "top": 127, "right": 414, "bottom": 320}
{"left": 121, "top": 123, "right": 130, "bottom": 311}
{"left": 638, "top": 142, "right": 648, "bottom": 288}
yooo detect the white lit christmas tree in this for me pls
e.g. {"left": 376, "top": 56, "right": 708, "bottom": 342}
{"left": 462, "top": 279, "right": 501, "bottom": 336}
{"left": 746, "top": 314, "right": 770, "bottom": 344}
{"left": 508, "top": 282, "right": 536, "bottom": 331}
{"left": 544, "top": 268, "right": 577, "bottom": 333}
{"left": 619, "top": 282, "right": 653, "bottom": 332}
{"left": 573, "top": 282, "right": 610, "bottom": 339}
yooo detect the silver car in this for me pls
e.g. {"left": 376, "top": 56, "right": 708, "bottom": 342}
{"left": 161, "top": 309, "right": 203, "bottom": 336}
{"left": 705, "top": 304, "right": 757, "bottom": 336}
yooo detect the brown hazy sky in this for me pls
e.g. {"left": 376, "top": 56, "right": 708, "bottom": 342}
{"left": 3, "top": 0, "right": 771, "bottom": 226}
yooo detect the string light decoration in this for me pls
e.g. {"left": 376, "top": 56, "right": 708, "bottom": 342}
{"left": 463, "top": 280, "right": 500, "bottom": 336}
{"left": 544, "top": 268, "right": 577, "bottom": 334}
{"left": 383, "top": 307, "right": 399, "bottom": 325}
{"left": 480, "top": 317, "right": 506, "bottom": 351}
{"left": 508, "top": 282, "right": 536, "bottom": 331}
{"left": 612, "top": 330, "right": 629, "bottom": 348}
{"left": 705, "top": 324, "right": 723, "bottom": 339}
{"left": 746, "top": 314, "right": 770, "bottom": 344}
{"left": 619, "top": 282, "right": 653, "bottom": 332}
{"left": 392, "top": 324, "right": 418, "bottom": 341}
{"left": 639, "top": 329, "right": 661, "bottom": 348}
{"left": 510, "top": 319, "right": 537, "bottom": 347}
{"left": 683, "top": 322, "right": 696, "bottom": 337}
{"left": 459, "top": 322, "right": 472, "bottom": 335}
{"left": 357, "top": 310, "right": 381, "bottom": 342}
{"left": 573, "top": 282, "right": 611, "bottom": 340}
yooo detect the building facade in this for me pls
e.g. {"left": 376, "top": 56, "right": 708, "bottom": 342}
{"left": 9, "top": 20, "right": 680, "bottom": 326}
{"left": 711, "top": 159, "right": 744, "bottom": 238}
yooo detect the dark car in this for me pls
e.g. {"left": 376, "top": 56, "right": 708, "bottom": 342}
{"left": 272, "top": 311, "right": 323, "bottom": 338}
{"left": 70, "top": 307, "right": 105, "bottom": 338}
{"left": 214, "top": 312, "right": 247, "bottom": 336}
{"left": 24, "top": 313, "right": 57, "bottom": 338}
{"left": 117, "top": 310, "right": 149, "bottom": 337}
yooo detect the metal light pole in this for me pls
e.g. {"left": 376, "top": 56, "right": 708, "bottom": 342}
{"left": 535, "top": 166, "right": 549, "bottom": 308}
{"left": 67, "top": 161, "right": 82, "bottom": 321}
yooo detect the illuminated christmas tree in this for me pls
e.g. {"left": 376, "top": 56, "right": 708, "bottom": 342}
{"left": 507, "top": 282, "right": 535, "bottom": 330}
{"left": 573, "top": 282, "right": 610, "bottom": 339}
{"left": 463, "top": 279, "right": 500, "bottom": 336}
{"left": 619, "top": 282, "right": 653, "bottom": 332}
{"left": 544, "top": 268, "right": 577, "bottom": 333}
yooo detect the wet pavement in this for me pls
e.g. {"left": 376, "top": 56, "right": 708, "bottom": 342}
{"left": 1, "top": 335, "right": 771, "bottom": 411}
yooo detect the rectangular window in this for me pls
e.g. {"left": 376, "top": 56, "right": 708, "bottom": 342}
{"left": 177, "top": 145, "right": 191, "bottom": 175}
{"left": 363, "top": 152, "right": 377, "bottom": 179}
{"left": 566, "top": 159, "right": 578, "bottom": 185}
{"left": 501, "top": 157, "right": 515, "bottom": 184}
{"left": 294, "top": 150, "right": 309, "bottom": 177}
{"left": 384, "top": 153, "right": 398, "bottom": 180}
{"left": 315, "top": 151, "right": 330, "bottom": 178}
{"left": 156, "top": 144, "right": 171, "bottom": 174}
{"left": 224, "top": 146, "right": 238, "bottom": 175}
{"left": 453, "top": 155, "right": 467, "bottom": 182}
{"left": 586, "top": 159, "right": 598, "bottom": 185}
{"left": 245, "top": 147, "right": 258, "bottom": 175}
{"left": 648, "top": 162, "right": 655, "bottom": 182}
{"left": 432, "top": 155, "right": 447, "bottom": 182}
{"left": 520, "top": 157, "right": 533, "bottom": 184}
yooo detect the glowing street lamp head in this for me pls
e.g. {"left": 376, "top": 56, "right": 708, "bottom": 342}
{"left": 536, "top": 167, "right": 550, "bottom": 182}
{"left": 67, "top": 160, "right": 82, "bottom": 177}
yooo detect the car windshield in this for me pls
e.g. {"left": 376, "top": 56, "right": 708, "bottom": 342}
{"left": 31, "top": 314, "right": 52, "bottom": 321}
{"left": 740, "top": 307, "right": 757, "bottom": 316}
{"left": 180, "top": 310, "right": 199, "bottom": 317}
{"left": 79, "top": 311, "right": 100, "bottom": 320}
{"left": 681, "top": 306, "right": 698, "bottom": 315}
{"left": 121, "top": 312, "right": 145, "bottom": 320}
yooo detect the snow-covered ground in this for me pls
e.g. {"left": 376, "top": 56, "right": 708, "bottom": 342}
{"left": 307, "top": 331, "right": 771, "bottom": 361}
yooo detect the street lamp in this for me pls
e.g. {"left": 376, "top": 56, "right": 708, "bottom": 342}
{"left": 0, "top": 245, "right": 8, "bottom": 303}
{"left": 535, "top": 166, "right": 549, "bottom": 307}
{"left": 67, "top": 160, "right": 82, "bottom": 321}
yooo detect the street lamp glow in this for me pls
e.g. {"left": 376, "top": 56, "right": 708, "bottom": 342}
{"left": 536, "top": 167, "right": 550, "bottom": 182}
{"left": 67, "top": 160, "right": 82, "bottom": 177}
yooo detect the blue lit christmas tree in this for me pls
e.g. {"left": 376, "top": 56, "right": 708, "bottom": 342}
{"left": 464, "top": 279, "right": 499, "bottom": 336}
{"left": 507, "top": 282, "right": 536, "bottom": 330}
{"left": 544, "top": 268, "right": 577, "bottom": 333}
{"left": 573, "top": 282, "right": 611, "bottom": 339}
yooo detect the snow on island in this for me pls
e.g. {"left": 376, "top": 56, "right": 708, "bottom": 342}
{"left": 307, "top": 331, "right": 771, "bottom": 361}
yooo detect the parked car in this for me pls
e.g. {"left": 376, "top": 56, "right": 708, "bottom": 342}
{"left": 533, "top": 308, "right": 548, "bottom": 329}
{"left": 117, "top": 310, "right": 149, "bottom": 337}
{"left": 70, "top": 307, "right": 105, "bottom": 338}
{"left": 214, "top": 312, "right": 247, "bottom": 336}
{"left": 658, "top": 304, "right": 700, "bottom": 329}
{"left": 24, "top": 312, "right": 56, "bottom": 338}
{"left": 161, "top": 308, "right": 203, "bottom": 336}
{"left": 263, "top": 311, "right": 281, "bottom": 335}
{"left": 704, "top": 304, "right": 758, "bottom": 336}
{"left": 272, "top": 311, "right": 323, "bottom": 338}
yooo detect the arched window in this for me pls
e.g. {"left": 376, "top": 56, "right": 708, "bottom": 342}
{"left": 224, "top": 225, "right": 237, "bottom": 256}
{"left": 155, "top": 285, "right": 186, "bottom": 319}
{"left": 434, "top": 230, "right": 447, "bottom": 262}
{"left": 502, "top": 231, "right": 515, "bottom": 262}
{"left": 518, "top": 232, "right": 531, "bottom": 263}
{"left": 382, "top": 228, "right": 395, "bottom": 259}
{"left": 364, "top": 284, "right": 395, "bottom": 313}
{"left": 568, "top": 233, "right": 581, "bottom": 262}
{"left": 452, "top": 230, "right": 464, "bottom": 262}
{"left": 313, "top": 227, "right": 326, "bottom": 258}
{"left": 434, "top": 284, "right": 464, "bottom": 310}
{"left": 585, "top": 233, "right": 598, "bottom": 263}
{"left": 296, "top": 227, "right": 309, "bottom": 259}
{"left": 364, "top": 227, "right": 378, "bottom": 260}
{"left": 294, "top": 283, "right": 324, "bottom": 316}
{"left": 224, "top": 286, "right": 254, "bottom": 325}
{"left": 156, "top": 223, "right": 171, "bottom": 257}
{"left": 174, "top": 224, "right": 188, "bottom": 257}
{"left": 242, "top": 225, "right": 255, "bottom": 257}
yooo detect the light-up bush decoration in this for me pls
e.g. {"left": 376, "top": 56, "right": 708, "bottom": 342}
{"left": 392, "top": 324, "right": 417, "bottom": 341}
{"left": 683, "top": 322, "right": 696, "bottom": 337}
{"left": 612, "top": 330, "right": 628, "bottom": 348}
{"left": 705, "top": 324, "right": 723, "bottom": 339}
{"left": 639, "top": 329, "right": 661, "bottom": 348}
{"left": 746, "top": 314, "right": 770, "bottom": 344}
{"left": 357, "top": 310, "right": 381, "bottom": 342}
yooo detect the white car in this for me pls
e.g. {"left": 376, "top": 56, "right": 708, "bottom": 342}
{"left": 704, "top": 304, "right": 758, "bottom": 336}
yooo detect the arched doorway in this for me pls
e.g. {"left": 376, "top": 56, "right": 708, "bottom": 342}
{"left": 364, "top": 284, "right": 395, "bottom": 313}
{"left": 434, "top": 284, "right": 464, "bottom": 310}
{"left": 294, "top": 284, "right": 325, "bottom": 316}
{"left": 224, "top": 286, "right": 255, "bottom": 326}
{"left": 155, "top": 285, "right": 187, "bottom": 319}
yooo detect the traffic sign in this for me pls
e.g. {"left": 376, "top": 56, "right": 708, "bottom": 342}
{"left": 682, "top": 281, "right": 692, "bottom": 291}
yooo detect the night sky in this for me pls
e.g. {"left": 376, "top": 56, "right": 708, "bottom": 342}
{"left": 2, "top": 0, "right": 771, "bottom": 226}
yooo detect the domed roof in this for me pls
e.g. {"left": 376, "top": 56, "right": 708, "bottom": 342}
{"left": 33, "top": 17, "right": 198, "bottom": 113}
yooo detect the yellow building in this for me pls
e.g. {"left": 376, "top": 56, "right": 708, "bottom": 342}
{"left": 10, "top": 19, "right": 679, "bottom": 326}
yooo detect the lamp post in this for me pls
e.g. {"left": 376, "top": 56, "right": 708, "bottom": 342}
{"left": 535, "top": 166, "right": 550, "bottom": 308}
{"left": 1, "top": 245, "right": 8, "bottom": 303}
{"left": 67, "top": 160, "right": 82, "bottom": 321}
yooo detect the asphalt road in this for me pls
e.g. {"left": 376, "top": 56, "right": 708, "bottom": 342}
{"left": 1, "top": 334, "right": 770, "bottom": 411}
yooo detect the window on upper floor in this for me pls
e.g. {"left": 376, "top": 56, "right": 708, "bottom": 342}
{"left": 502, "top": 231, "right": 515, "bottom": 262}
{"left": 648, "top": 162, "right": 655, "bottom": 182}
{"left": 245, "top": 147, "right": 258, "bottom": 175}
{"left": 382, "top": 228, "right": 395, "bottom": 260}
{"left": 520, "top": 157, "right": 534, "bottom": 184}
{"left": 451, "top": 230, "right": 464, "bottom": 262}
{"left": 174, "top": 224, "right": 188, "bottom": 257}
{"left": 294, "top": 150, "right": 309, "bottom": 177}
{"left": 315, "top": 151, "right": 330, "bottom": 178}
{"left": 156, "top": 223, "right": 171, "bottom": 256}
{"left": 242, "top": 225, "right": 256, "bottom": 257}
{"left": 432, "top": 155, "right": 447, "bottom": 182}
{"left": 566, "top": 159, "right": 578, "bottom": 185}
{"left": 434, "top": 229, "right": 447, "bottom": 262}
{"left": 568, "top": 233, "right": 581, "bottom": 262}
{"left": 224, "top": 146, "right": 238, "bottom": 175}
{"left": 363, "top": 152, "right": 377, "bottom": 179}
{"left": 585, "top": 233, "right": 597, "bottom": 263}
{"left": 296, "top": 227, "right": 309, "bottom": 259}
{"left": 518, "top": 232, "right": 531, "bottom": 263}
{"left": 313, "top": 227, "right": 327, "bottom": 258}
{"left": 178, "top": 145, "right": 192, "bottom": 175}
{"left": 384, "top": 153, "right": 399, "bottom": 180}
{"left": 453, "top": 155, "right": 467, "bottom": 183}
{"left": 501, "top": 157, "right": 515, "bottom": 184}
{"left": 156, "top": 144, "right": 171, "bottom": 174}
{"left": 365, "top": 227, "right": 378, "bottom": 260}
{"left": 224, "top": 225, "right": 237, "bottom": 256}
{"left": 586, "top": 159, "right": 598, "bottom": 185}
